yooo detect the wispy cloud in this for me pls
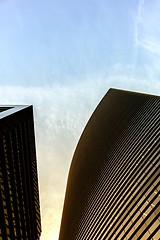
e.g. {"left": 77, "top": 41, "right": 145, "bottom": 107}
{"left": 138, "top": 39, "right": 160, "bottom": 55}
{"left": 133, "top": 0, "right": 160, "bottom": 84}
{"left": 135, "top": 0, "right": 160, "bottom": 55}
{"left": 134, "top": 0, "right": 146, "bottom": 45}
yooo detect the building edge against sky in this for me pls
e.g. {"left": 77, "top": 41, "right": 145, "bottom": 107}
{"left": 59, "top": 89, "right": 160, "bottom": 240}
{"left": 0, "top": 106, "right": 41, "bottom": 239}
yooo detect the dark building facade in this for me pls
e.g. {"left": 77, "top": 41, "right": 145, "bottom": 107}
{"left": 0, "top": 106, "right": 41, "bottom": 239}
{"left": 59, "top": 89, "right": 160, "bottom": 240}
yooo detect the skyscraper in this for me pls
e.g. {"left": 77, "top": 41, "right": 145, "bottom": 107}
{"left": 0, "top": 106, "right": 41, "bottom": 240}
{"left": 59, "top": 89, "right": 160, "bottom": 240}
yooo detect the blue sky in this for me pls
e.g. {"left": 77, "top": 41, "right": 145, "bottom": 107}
{"left": 0, "top": 0, "right": 141, "bottom": 86}
{"left": 0, "top": 0, "right": 160, "bottom": 239}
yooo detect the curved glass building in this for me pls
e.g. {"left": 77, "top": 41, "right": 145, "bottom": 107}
{"left": 59, "top": 89, "right": 159, "bottom": 240}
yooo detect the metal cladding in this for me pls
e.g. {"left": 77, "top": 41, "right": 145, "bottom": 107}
{"left": 0, "top": 106, "right": 41, "bottom": 240}
{"left": 59, "top": 89, "right": 160, "bottom": 240}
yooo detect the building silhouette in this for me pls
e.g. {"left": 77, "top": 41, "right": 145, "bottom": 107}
{"left": 0, "top": 106, "right": 41, "bottom": 240}
{"left": 59, "top": 89, "right": 160, "bottom": 240}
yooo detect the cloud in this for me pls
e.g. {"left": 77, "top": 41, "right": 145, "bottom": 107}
{"left": 135, "top": 0, "right": 160, "bottom": 54}
{"left": 132, "top": 0, "right": 160, "bottom": 84}
{"left": 138, "top": 39, "right": 160, "bottom": 55}
{"left": 134, "top": 0, "right": 146, "bottom": 45}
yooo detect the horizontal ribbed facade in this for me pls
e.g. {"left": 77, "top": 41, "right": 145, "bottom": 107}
{"left": 0, "top": 106, "right": 41, "bottom": 240}
{"left": 59, "top": 89, "right": 160, "bottom": 240}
